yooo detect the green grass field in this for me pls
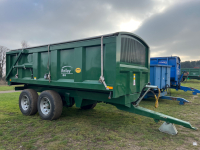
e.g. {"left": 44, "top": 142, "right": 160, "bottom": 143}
{"left": 0, "top": 80, "right": 200, "bottom": 149}
{"left": 0, "top": 85, "right": 23, "bottom": 91}
{"left": 0, "top": 85, "right": 16, "bottom": 91}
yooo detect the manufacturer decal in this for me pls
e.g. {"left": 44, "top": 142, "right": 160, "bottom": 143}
{"left": 75, "top": 68, "right": 81, "bottom": 73}
{"left": 61, "top": 66, "right": 73, "bottom": 76}
{"left": 158, "top": 60, "right": 167, "bottom": 64}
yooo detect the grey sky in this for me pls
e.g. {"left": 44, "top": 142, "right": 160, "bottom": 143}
{"left": 0, "top": 0, "right": 199, "bottom": 61}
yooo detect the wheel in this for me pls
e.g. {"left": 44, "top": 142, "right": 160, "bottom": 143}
{"left": 37, "top": 90, "right": 63, "bottom": 120}
{"left": 81, "top": 103, "right": 97, "bottom": 109}
{"left": 19, "top": 89, "right": 38, "bottom": 116}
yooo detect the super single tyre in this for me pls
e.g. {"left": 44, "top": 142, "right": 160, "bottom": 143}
{"left": 37, "top": 90, "right": 63, "bottom": 120}
{"left": 19, "top": 89, "right": 38, "bottom": 116}
{"left": 81, "top": 103, "right": 97, "bottom": 109}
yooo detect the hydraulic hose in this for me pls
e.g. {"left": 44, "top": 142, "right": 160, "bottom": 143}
{"left": 148, "top": 88, "right": 160, "bottom": 108}
{"left": 155, "top": 88, "right": 161, "bottom": 108}
{"left": 133, "top": 86, "right": 161, "bottom": 108}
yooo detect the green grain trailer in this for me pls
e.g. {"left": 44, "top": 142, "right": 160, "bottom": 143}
{"left": 181, "top": 68, "right": 200, "bottom": 80}
{"left": 6, "top": 32, "right": 196, "bottom": 134}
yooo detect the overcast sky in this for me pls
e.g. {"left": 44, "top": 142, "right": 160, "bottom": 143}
{"left": 0, "top": 0, "right": 199, "bottom": 61}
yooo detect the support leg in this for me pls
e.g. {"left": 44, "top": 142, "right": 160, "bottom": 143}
{"left": 159, "top": 122, "right": 178, "bottom": 135}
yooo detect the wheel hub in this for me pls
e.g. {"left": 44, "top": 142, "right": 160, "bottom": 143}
{"left": 40, "top": 97, "right": 51, "bottom": 115}
{"left": 21, "top": 95, "right": 30, "bottom": 111}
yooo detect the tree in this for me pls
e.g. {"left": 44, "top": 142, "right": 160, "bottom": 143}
{"left": 21, "top": 40, "right": 29, "bottom": 48}
{"left": 181, "top": 60, "right": 200, "bottom": 68}
{"left": 0, "top": 46, "right": 9, "bottom": 80}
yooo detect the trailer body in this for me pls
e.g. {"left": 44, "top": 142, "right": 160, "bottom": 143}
{"left": 150, "top": 56, "right": 181, "bottom": 87}
{"left": 181, "top": 68, "right": 200, "bottom": 80}
{"left": 151, "top": 57, "right": 200, "bottom": 95}
{"left": 7, "top": 32, "right": 149, "bottom": 102}
{"left": 150, "top": 65, "right": 171, "bottom": 89}
{"left": 6, "top": 32, "right": 196, "bottom": 133}
{"left": 145, "top": 64, "right": 189, "bottom": 105}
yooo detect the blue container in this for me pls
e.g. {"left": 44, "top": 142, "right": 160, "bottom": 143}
{"left": 150, "top": 65, "right": 171, "bottom": 90}
{"left": 150, "top": 56, "right": 181, "bottom": 86}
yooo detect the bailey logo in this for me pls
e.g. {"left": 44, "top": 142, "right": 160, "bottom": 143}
{"left": 61, "top": 66, "right": 73, "bottom": 76}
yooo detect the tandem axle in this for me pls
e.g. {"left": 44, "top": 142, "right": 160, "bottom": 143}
{"left": 16, "top": 84, "right": 197, "bottom": 135}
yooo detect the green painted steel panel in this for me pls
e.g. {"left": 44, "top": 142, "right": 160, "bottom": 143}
{"left": 60, "top": 49, "right": 74, "bottom": 79}
{"left": 8, "top": 32, "right": 197, "bottom": 131}
{"left": 181, "top": 68, "right": 200, "bottom": 76}
{"left": 85, "top": 46, "right": 101, "bottom": 81}
{"left": 10, "top": 55, "right": 18, "bottom": 78}
{"left": 181, "top": 68, "right": 200, "bottom": 80}
{"left": 40, "top": 52, "right": 49, "bottom": 79}
{"left": 6, "top": 32, "right": 150, "bottom": 100}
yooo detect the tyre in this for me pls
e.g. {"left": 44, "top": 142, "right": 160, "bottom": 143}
{"left": 19, "top": 89, "right": 38, "bottom": 116}
{"left": 81, "top": 103, "right": 97, "bottom": 109}
{"left": 37, "top": 90, "right": 63, "bottom": 120}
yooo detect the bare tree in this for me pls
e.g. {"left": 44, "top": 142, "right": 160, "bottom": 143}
{"left": 21, "top": 40, "right": 29, "bottom": 48}
{"left": 0, "top": 46, "right": 9, "bottom": 81}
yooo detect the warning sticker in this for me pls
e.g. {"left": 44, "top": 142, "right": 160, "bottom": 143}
{"left": 133, "top": 74, "right": 136, "bottom": 85}
{"left": 75, "top": 68, "right": 81, "bottom": 73}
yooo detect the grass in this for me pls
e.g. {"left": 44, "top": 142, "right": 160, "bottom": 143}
{"left": 0, "top": 85, "right": 21, "bottom": 91}
{"left": 0, "top": 80, "right": 200, "bottom": 149}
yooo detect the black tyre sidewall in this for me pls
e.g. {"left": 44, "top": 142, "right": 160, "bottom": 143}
{"left": 19, "top": 91, "right": 33, "bottom": 115}
{"left": 37, "top": 92, "right": 55, "bottom": 120}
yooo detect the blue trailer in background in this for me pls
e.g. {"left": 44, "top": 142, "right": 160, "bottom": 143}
{"left": 150, "top": 56, "right": 200, "bottom": 95}
{"left": 145, "top": 64, "right": 189, "bottom": 105}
